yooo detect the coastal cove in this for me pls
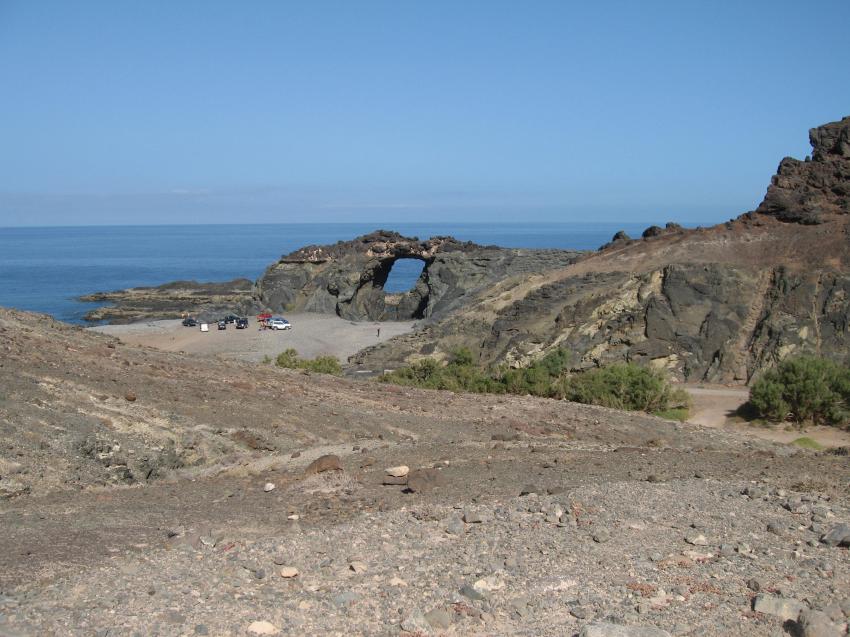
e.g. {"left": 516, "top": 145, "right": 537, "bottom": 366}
{"left": 0, "top": 221, "right": 693, "bottom": 324}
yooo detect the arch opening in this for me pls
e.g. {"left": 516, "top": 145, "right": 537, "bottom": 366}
{"left": 382, "top": 258, "right": 426, "bottom": 293}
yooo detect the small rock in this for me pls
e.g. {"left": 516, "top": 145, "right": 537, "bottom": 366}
{"left": 388, "top": 576, "right": 408, "bottom": 587}
{"left": 463, "top": 510, "right": 482, "bottom": 524}
{"left": 519, "top": 484, "right": 541, "bottom": 496}
{"left": 304, "top": 454, "right": 342, "bottom": 475}
{"left": 798, "top": 609, "right": 845, "bottom": 637}
{"left": 279, "top": 567, "right": 299, "bottom": 578}
{"left": 579, "top": 622, "right": 671, "bottom": 637}
{"left": 753, "top": 594, "right": 807, "bottom": 621}
{"left": 593, "top": 529, "right": 611, "bottom": 543}
{"left": 406, "top": 468, "right": 445, "bottom": 493}
{"left": 332, "top": 591, "right": 360, "bottom": 606}
{"left": 821, "top": 523, "right": 850, "bottom": 547}
{"left": 124, "top": 392, "right": 137, "bottom": 402}
{"left": 424, "top": 608, "right": 452, "bottom": 630}
{"left": 445, "top": 518, "right": 465, "bottom": 535}
{"left": 382, "top": 475, "right": 408, "bottom": 486}
{"left": 385, "top": 465, "right": 409, "bottom": 477}
{"left": 263, "top": 482, "right": 275, "bottom": 492}
{"left": 684, "top": 532, "right": 708, "bottom": 546}
{"left": 349, "top": 561, "right": 368, "bottom": 574}
{"left": 746, "top": 579, "right": 761, "bottom": 592}
{"left": 247, "top": 621, "right": 280, "bottom": 635}
{"left": 401, "top": 609, "right": 432, "bottom": 634}
{"left": 460, "top": 584, "right": 486, "bottom": 601}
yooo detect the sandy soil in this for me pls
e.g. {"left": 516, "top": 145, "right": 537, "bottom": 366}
{"left": 90, "top": 313, "right": 416, "bottom": 365}
{"left": 685, "top": 385, "right": 850, "bottom": 448}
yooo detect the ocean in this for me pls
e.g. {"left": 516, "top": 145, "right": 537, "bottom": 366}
{"left": 0, "top": 222, "right": 693, "bottom": 324}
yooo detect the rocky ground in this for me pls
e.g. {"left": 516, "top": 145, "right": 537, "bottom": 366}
{"left": 1, "top": 308, "right": 849, "bottom": 636}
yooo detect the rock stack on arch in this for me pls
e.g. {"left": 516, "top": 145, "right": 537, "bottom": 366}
{"left": 254, "top": 230, "right": 580, "bottom": 321}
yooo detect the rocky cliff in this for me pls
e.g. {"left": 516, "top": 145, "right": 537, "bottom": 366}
{"left": 353, "top": 116, "right": 850, "bottom": 383}
{"left": 254, "top": 230, "right": 581, "bottom": 321}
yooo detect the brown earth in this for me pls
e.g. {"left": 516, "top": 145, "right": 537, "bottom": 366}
{"left": 1, "top": 308, "right": 849, "bottom": 636}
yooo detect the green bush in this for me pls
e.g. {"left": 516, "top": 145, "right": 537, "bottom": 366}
{"left": 552, "top": 362, "right": 683, "bottom": 412}
{"left": 380, "top": 349, "right": 687, "bottom": 415}
{"left": 748, "top": 356, "right": 850, "bottom": 427}
{"left": 275, "top": 348, "right": 342, "bottom": 375}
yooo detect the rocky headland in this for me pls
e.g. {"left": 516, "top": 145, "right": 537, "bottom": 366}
{"left": 80, "top": 278, "right": 254, "bottom": 324}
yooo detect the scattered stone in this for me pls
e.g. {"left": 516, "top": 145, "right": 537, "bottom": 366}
{"left": 445, "top": 517, "right": 465, "bottom": 535}
{"left": 593, "top": 529, "right": 611, "bottom": 543}
{"left": 684, "top": 532, "right": 708, "bottom": 546}
{"left": 124, "top": 392, "right": 137, "bottom": 402}
{"left": 463, "top": 510, "right": 482, "bottom": 524}
{"left": 821, "top": 523, "right": 850, "bottom": 547}
{"left": 349, "top": 561, "right": 368, "bottom": 574}
{"left": 385, "top": 465, "right": 409, "bottom": 477}
{"left": 460, "top": 584, "right": 486, "bottom": 601}
{"left": 406, "top": 468, "right": 445, "bottom": 493}
{"left": 382, "top": 475, "right": 408, "bottom": 486}
{"left": 263, "top": 482, "right": 275, "bottom": 492}
{"left": 332, "top": 591, "right": 360, "bottom": 607}
{"left": 401, "top": 609, "right": 432, "bottom": 634}
{"left": 279, "top": 567, "right": 299, "bottom": 578}
{"left": 424, "top": 608, "right": 452, "bottom": 630}
{"left": 579, "top": 622, "right": 671, "bottom": 637}
{"left": 753, "top": 594, "right": 807, "bottom": 621}
{"left": 798, "top": 609, "right": 845, "bottom": 637}
{"left": 247, "top": 621, "right": 280, "bottom": 635}
{"left": 304, "top": 454, "right": 342, "bottom": 474}
{"left": 519, "top": 484, "right": 541, "bottom": 496}
{"left": 388, "top": 576, "right": 408, "bottom": 587}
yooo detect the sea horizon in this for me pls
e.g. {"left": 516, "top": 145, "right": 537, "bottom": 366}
{"left": 1, "top": 220, "right": 712, "bottom": 324}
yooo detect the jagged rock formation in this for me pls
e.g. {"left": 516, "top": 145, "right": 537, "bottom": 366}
{"left": 254, "top": 230, "right": 581, "bottom": 321}
{"left": 353, "top": 116, "right": 850, "bottom": 383}
{"left": 755, "top": 115, "right": 850, "bottom": 224}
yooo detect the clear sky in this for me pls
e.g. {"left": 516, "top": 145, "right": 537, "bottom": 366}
{"left": 1, "top": 0, "right": 848, "bottom": 226}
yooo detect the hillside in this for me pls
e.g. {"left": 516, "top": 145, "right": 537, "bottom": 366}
{"left": 0, "top": 308, "right": 849, "bottom": 635}
{"left": 355, "top": 116, "right": 850, "bottom": 383}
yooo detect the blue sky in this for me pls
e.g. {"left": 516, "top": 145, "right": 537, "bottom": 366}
{"left": 1, "top": 1, "right": 848, "bottom": 226}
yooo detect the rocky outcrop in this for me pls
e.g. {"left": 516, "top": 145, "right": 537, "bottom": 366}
{"left": 353, "top": 116, "right": 850, "bottom": 383}
{"left": 81, "top": 279, "right": 255, "bottom": 323}
{"left": 254, "top": 230, "right": 581, "bottom": 321}
{"left": 755, "top": 115, "right": 850, "bottom": 224}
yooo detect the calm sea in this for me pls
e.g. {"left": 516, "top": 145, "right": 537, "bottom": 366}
{"left": 0, "top": 222, "right": 689, "bottom": 323}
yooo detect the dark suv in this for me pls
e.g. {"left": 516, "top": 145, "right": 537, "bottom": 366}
{"left": 181, "top": 317, "right": 197, "bottom": 327}
{"left": 235, "top": 317, "right": 249, "bottom": 329}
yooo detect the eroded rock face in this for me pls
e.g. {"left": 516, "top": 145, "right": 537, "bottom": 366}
{"left": 756, "top": 115, "right": 850, "bottom": 224}
{"left": 254, "top": 230, "right": 580, "bottom": 321}
{"left": 354, "top": 117, "right": 850, "bottom": 383}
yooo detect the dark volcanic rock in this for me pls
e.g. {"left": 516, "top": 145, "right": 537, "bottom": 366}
{"left": 756, "top": 115, "right": 850, "bottom": 224}
{"left": 254, "top": 230, "right": 580, "bottom": 322}
{"left": 80, "top": 279, "right": 255, "bottom": 323}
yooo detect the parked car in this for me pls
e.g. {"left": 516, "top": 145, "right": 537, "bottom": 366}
{"left": 268, "top": 318, "right": 291, "bottom": 330}
{"left": 217, "top": 320, "right": 227, "bottom": 330}
{"left": 235, "top": 317, "right": 249, "bottom": 329}
{"left": 223, "top": 314, "right": 239, "bottom": 324}
{"left": 182, "top": 317, "right": 197, "bottom": 327}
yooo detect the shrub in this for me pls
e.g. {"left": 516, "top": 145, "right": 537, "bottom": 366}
{"left": 553, "top": 363, "right": 680, "bottom": 412}
{"left": 748, "top": 356, "right": 850, "bottom": 427}
{"left": 275, "top": 348, "right": 342, "bottom": 375}
{"left": 380, "top": 349, "right": 687, "bottom": 416}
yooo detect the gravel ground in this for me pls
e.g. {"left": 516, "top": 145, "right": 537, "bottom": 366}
{"left": 1, "top": 308, "right": 849, "bottom": 637}
{"left": 90, "top": 314, "right": 417, "bottom": 365}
